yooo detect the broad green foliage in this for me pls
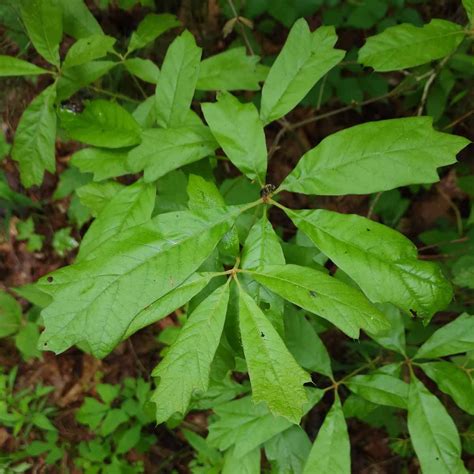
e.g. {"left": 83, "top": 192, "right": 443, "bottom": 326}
{"left": 59, "top": 0, "right": 103, "bottom": 39}
{"left": 20, "top": 0, "right": 63, "bottom": 66}
{"left": 202, "top": 92, "right": 267, "bottom": 184}
{"left": 287, "top": 209, "right": 453, "bottom": 318}
{"left": 280, "top": 117, "right": 469, "bottom": 195}
{"left": 264, "top": 425, "right": 311, "bottom": 474}
{"left": 238, "top": 289, "right": 310, "bottom": 423}
{"left": 123, "top": 58, "right": 160, "bottom": 83}
{"left": 241, "top": 214, "right": 285, "bottom": 333}
{"left": 2, "top": 5, "right": 471, "bottom": 470}
{"left": 124, "top": 273, "right": 213, "bottom": 338}
{"left": 77, "top": 180, "right": 155, "bottom": 260}
{"left": 463, "top": 0, "right": 474, "bottom": 26}
{"left": 154, "top": 31, "right": 202, "bottom": 128}
{"left": 59, "top": 100, "right": 142, "bottom": 148}
{"left": 260, "top": 20, "right": 344, "bottom": 124}
{"left": 251, "top": 264, "right": 389, "bottom": 338}
{"left": 152, "top": 283, "right": 230, "bottom": 423}
{"left": 38, "top": 207, "right": 241, "bottom": 358}
{"left": 12, "top": 85, "right": 57, "bottom": 187}
{"left": 127, "top": 13, "right": 180, "bottom": 53}
{"left": 359, "top": 19, "right": 465, "bottom": 71}
{"left": 0, "top": 56, "right": 48, "bottom": 77}
{"left": 415, "top": 313, "right": 474, "bottom": 359}
{"left": 407, "top": 376, "right": 466, "bottom": 474}
{"left": 197, "top": 48, "right": 268, "bottom": 91}
{"left": 421, "top": 362, "right": 474, "bottom": 415}
{"left": 127, "top": 124, "right": 217, "bottom": 182}
{"left": 346, "top": 374, "right": 409, "bottom": 409}
{"left": 303, "top": 397, "right": 350, "bottom": 474}
{"left": 0, "top": 291, "right": 22, "bottom": 337}
{"left": 62, "top": 34, "right": 116, "bottom": 69}
{"left": 207, "top": 390, "right": 323, "bottom": 457}
{"left": 56, "top": 60, "right": 117, "bottom": 101}
{"left": 71, "top": 148, "right": 129, "bottom": 181}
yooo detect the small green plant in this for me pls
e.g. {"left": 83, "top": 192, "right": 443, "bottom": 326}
{"left": 16, "top": 217, "right": 43, "bottom": 252}
{"left": 1, "top": 0, "right": 473, "bottom": 472}
{"left": 74, "top": 378, "right": 155, "bottom": 473}
{"left": 0, "top": 368, "right": 63, "bottom": 467}
{"left": 0, "top": 291, "right": 41, "bottom": 360}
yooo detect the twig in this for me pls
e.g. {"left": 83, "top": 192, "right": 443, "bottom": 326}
{"left": 367, "top": 192, "right": 383, "bottom": 219}
{"left": 437, "top": 185, "right": 464, "bottom": 236}
{"left": 443, "top": 108, "right": 474, "bottom": 130}
{"left": 417, "top": 54, "right": 452, "bottom": 116}
{"left": 227, "top": 0, "right": 255, "bottom": 56}
{"left": 417, "top": 72, "right": 437, "bottom": 116}
{"left": 418, "top": 236, "right": 468, "bottom": 251}
{"left": 316, "top": 74, "right": 328, "bottom": 110}
{"left": 291, "top": 90, "right": 397, "bottom": 130}
{"left": 88, "top": 85, "right": 140, "bottom": 103}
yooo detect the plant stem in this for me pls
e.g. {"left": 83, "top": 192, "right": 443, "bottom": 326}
{"left": 227, "top": 0, "right": 255, "bottom": 56}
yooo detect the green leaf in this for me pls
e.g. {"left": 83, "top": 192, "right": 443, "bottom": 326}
{"left": 452, "top": 255, "right": 474, "bottom": 289}
{"left": 151, "top": 283, "right": 230, "bottom": 423}
{"left": 100, "top": 408, "right": 128, "bottom": 436}
{"left": 15, "top": 321, "right": 41, "bottom": 360}
{"left": 76, "top": 397, "right": 108, "bottom": 428}
{"left": 283, "top": 307, "right": 332, "bottom": 377}
{"left": 197, "top": 47, "right": 267, "bottom": 91}
{"left": 264, "top": 426, "right": 312, "bottom": 474}
{"left": 250, "top": 264, "right": 389, "bottom": 338}
{"left": 359, "top": 19, "right": 465, "bottom": 71}
{"left": 76, "top": 181, "right": 125, "bottom": 216}
{"left": 123, "top": 58, "right": 160, "bottom": 84}
{"left": 287, "top": 209, "right": 453, "bottom": 318}
{"left": 222, "top": 446, "right": 260, "bottom": 474}
{"left": 77, "top": 180, "right": 155, "bottom": 261}
{"left": 463, "top": 0, "right": 474, "bottom": 26}
{"left": 38, "top": 206, "right": 240, "bottom": 358}
{"left": 0, "top": 291, "right": 22, "bottom": 337}
{"left": 241, "top": 213, "right": 285, "bottom": 333}
{"left": 415, "top": 313, "right": 474, "bottom": 359}
{"left": 59, "top": 0, "right": 103, "bottom": 39}
{"left": 52, "top": 227, "right": 78, "bottom": 256}
{"left": 155, "top": 31, "right": 202, "bottom": 128}
{"left": 59, "top": 100, "right": 141, "bottom": 148}
{"left": 71, "top": 147, "right": 130, "bottom": 182}
{"left": 238, "top": 287, "right": 310, "bottom": 423}
{"left": 421, "top": 361, "right": 474, "bottom": 415}
{"left": 207, "top": 395, "right": 293, "bottom": 456}
{"left": 260, "top": 20, "right": 344, "bottom": 124}
{"left": 367, "top": 303, "right": 406, "bottom": 355}
{"left": 0, "top": 55, "right": 48, "bottom": 77}
{"left": 124, "top": 273, "right": 214, "bottom": 338}
{"left": 13, "top": 284, "right": 52, "bottom": 308}
{"left": 128, "top": 13, "right": 180, "bottom": 53}
{"left": 202, "top": 92, "right": 267, "bottom": 184}
{"left": 127, "top": 125, "right": 217, "bottom": 182}
{"left": 96, "top": 383, "right": 120, "bottom": 404}
{"left": 12, "top": 84, "right": 57, "bottom": 188}
{"left": 187, "top": 174, "right": 226, "bottom": 209}
{"left": 280, "top": 118, "right": 469, "bottom": 195}
{"left": 32, "top": 413, "right": 56, "bottom": 431}
{"left": 20, "top": 0, "right": 63, "bottom": 66}
{"left": 116, "top": 425, "right": 141, "bottom": 454}
{"left": 56, "top": 60, "right": 116, "bottom": 101}
{"left": 303, "top": 397, "right": 350, "bottom": 474}
{"left": 63, "top": 34, "right": 116, "bottom": 69}
{"left": 407, "top": 376, "right": 466, "bottom": 474}
{"left": 346, "top": 374, "right": 409, "bottom": 409}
